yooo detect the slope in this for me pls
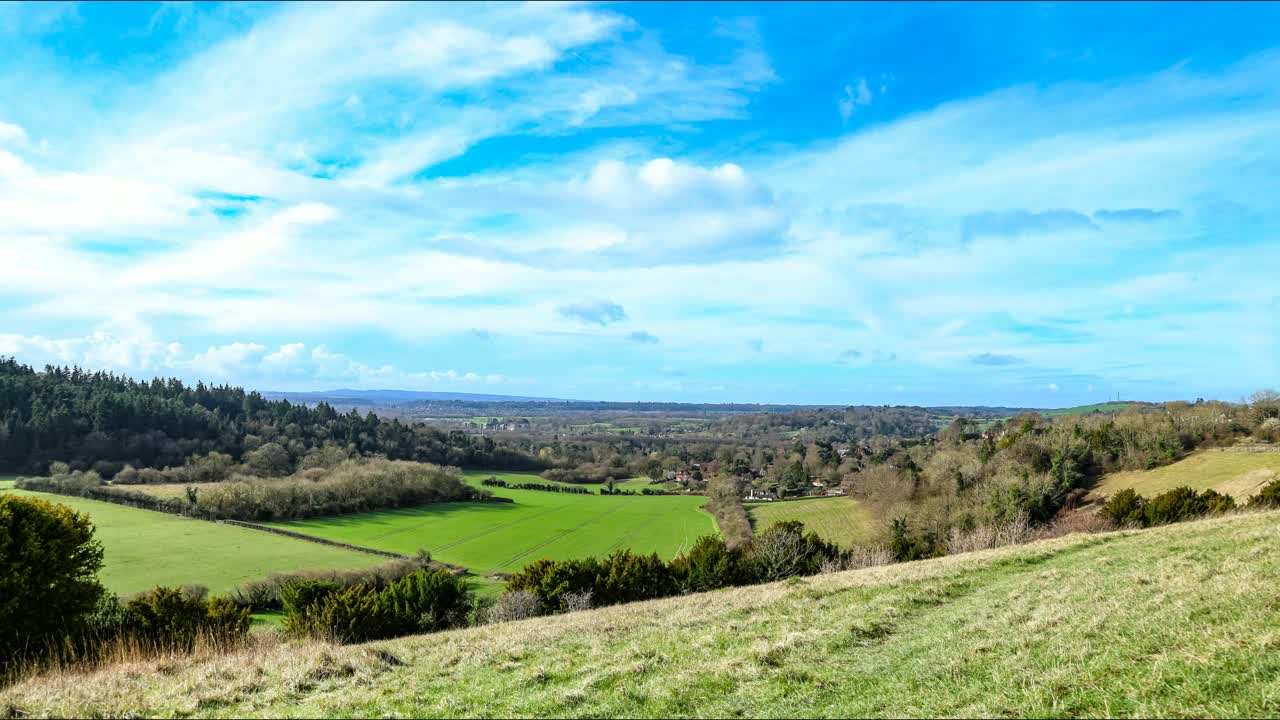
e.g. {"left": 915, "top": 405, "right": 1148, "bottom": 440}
{"left": 6, "top": 509, "right": 1279, "bottom": 717}
{"left": 0, "top": 485, "right": 385, "bottom": 595}
{"left": 1093, "top": 448, "right": 1280, "bottom": 501}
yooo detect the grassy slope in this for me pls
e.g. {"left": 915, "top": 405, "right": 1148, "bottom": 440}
{"left": 747, "top": 496, "right": 879, "bottom": 547}
{"left": 7, "top": 510, "right": 1279, "bottom": 718}
{"left": 262, "top": 472, "right": 717, "bottom": 576}
{"left": 1094, "top": 449, "right": 1280, "bottom": 501}
{"left": 1043, "top": 401, "right": 1141, "bottom": 416}
{"left": 0, "top": 486, "right": 385, "bottom": 595}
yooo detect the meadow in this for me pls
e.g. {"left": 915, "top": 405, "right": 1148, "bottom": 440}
{"left": 1093, "top": 448, "right": 1280, "bottom": 501}
{"left": 262, "top": 471, "right": 717, "bottom": 576}
{"left": 8, "top": 509, "right": 1278, "bottom": 717}
{"left": 0, "top": 482, "right": 385, "bottom": 595}
{"left": 747, "top": 495, "right": 879, "bottom": 547}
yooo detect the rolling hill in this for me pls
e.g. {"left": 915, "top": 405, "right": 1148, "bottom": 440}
{"left": 6, "top": 509, "right": 1278, "bottom": 717}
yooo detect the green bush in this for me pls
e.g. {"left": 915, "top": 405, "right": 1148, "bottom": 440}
{"left": 1100, "top": 488, "right": 1146, "bottom": 526}
{"left": 670, "top": 535, "right": 743, "bottom": 593}
{"left": 1198, "top": 489, "right": 1236, "bottom": 515}
{"left": 505, "top": 558, "right": 600, "bottom": 613}
{"left": 594, "top": 550, "right": 676, "bottom": 606}
{"left": 380, "top": 569, "right": 469, "bottom": 634}
{"left": 1249, "top": 479, "right": 1280, "bottom": 509}
{"left": 282, "top": 569, "right": 469, "bottom": 643}
{"left": 1142, "top": 486, "right": 1208, "bottom": 526}
{"left": 888, "top": 517, "right": 945, "bottom": 562}
{"left": 745, "top": 521, "right": 844, "bottom": 581}
{"left": 122, "top": 586, "right": 251, "bottom": 649}
{"left": 0, "top": 494, "right": 105, "bottom": 668}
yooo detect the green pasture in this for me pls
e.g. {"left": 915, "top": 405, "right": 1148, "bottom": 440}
{"left": 264, "top": 472, "right": 717, "bottom": 576}
{"left": 747, "top": 495, "right": 879, "bottom": 547}
{"left": 1, "top": 483, "right": 384, "bottom": 596}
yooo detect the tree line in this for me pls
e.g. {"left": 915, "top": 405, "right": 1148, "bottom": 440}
{"left": 0, "top": 357, "right": 544, "bottom": 475}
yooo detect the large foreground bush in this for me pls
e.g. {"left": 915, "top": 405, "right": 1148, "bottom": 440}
{"left": 0, "top": 495, "right": 105, "bottom": 670}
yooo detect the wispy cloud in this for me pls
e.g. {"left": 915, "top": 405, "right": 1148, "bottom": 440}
{"left": 557, "top": 299, "right": 628, "bottom": 326}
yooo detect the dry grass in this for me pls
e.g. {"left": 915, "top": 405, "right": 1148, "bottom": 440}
{"left": 1095, "top": 449, "right": 1280, "bottom": 501}
{"left": 6, "top": 510, "right": 1280, "bottom": 718}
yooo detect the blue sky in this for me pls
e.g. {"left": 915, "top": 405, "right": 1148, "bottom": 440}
{"left": 1, "top": 1, "right": 1278, "bottom": 406}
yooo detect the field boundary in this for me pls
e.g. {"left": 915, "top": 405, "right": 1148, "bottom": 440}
{"left": 216, "top": 519, "right": 414, "bottom": 560}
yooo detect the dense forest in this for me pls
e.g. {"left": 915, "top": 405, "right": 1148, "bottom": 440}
{"left": 0, "top": 358, "right": 542, "bottom": 475}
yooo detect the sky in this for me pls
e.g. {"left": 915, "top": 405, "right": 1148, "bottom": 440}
{"left": 1, "top": 1, "right": 1278, "bottom": 407}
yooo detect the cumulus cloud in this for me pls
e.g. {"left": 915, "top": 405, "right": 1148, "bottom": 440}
{"left": 557, "top": 298, "right": 628, "bottom": 326}
{"left": 970, "top": 352, "right": 1024, "bottom": 366}
{"left": 628, "top": 331, "right": 659, "bottom": 344}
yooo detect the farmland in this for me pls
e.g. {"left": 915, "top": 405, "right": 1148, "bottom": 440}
{"left": 10, "top": 509, "right": 1279, "bottom": 718}
{"left": 263, "top": 471, "right": 717, "bottom": 576}
{"left": 747, "top": 495, "right": 879, "bottom": 547}
{"left": 0, "top": 483, "right": 385, "bottom": 596}
{"left": 1092, "top": 449, "right": 1280, "bottom": 501}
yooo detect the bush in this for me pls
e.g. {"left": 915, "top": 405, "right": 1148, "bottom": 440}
{"left": 594, "top": 550, "right": 676, "bottom": 605}
{"left": 231, "top": 557, "right": 433, "bottom": 610}
{"left": 1100, "top": 488, "right": 1146, "bottom": 526}
{"left": 670, "top": 535, "right": 743, "bottom": 593}
{"left": 888, "top": 516, "right": 945, "bottom": 562}
{"left": 0, "top": 494, "right": 105, "bottom": 668}
{"left": 1142, "top": 486, "right": 1209, "bottom": 526}
{"left": 481, "top": 589, "right": 541, "bottom": 624}
{"left": 1250, "top": 479, "right": 1280, "bottom": 509}
{"left": 282, "top": 569, "right": 469, "bottom": 643}
{"left": 115, "top": 586, "right": 248, "bottom": 650}
{"left": 745, "top": 521, "right": 843, "bottom": 582}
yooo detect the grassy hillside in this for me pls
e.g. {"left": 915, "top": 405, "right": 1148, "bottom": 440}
{"left": 263, "top": 472, "right": 716, "bottom": 576}
{"left": 0, "top": 485, "right": 385, "bottom": 595}
{"left": 7, "top": 510, "right": 1279, "bottom": 718}
{"left": 1093, "top": 449, "right": 1280, "bottom": 501}
{"left": 1044, "top": 401, "right": 1143, "bottom": 416}
{"left": 747, "top": 496, "right": 879, "bottom": 547}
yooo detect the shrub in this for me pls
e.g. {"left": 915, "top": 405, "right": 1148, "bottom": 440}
{"left": 231, "top": 557, "right": 432, "bottom": 610}
{"left": 1198, "top": 489, "right": 1236, "bottom": 515}
{"left": 482, "top": 590, "right": 541, "bottom": 624}
{"left": 745, "top": 520, "right": 843, "bottom": 582}
{"left": 1250, "top": 479, "right": 1280, "bottom": 509}
{"left": 123, "top": 586, "right": 239, "bottom": 650}
{"left": 594, "top": 550, "right": 676, "bottom": 605}
{"left": 1142, "top": 486, "right": 1207, "bottom": 526}
{"left": 0, "top": 494, "right": 105, "bottom": 669}
{"left": 1100, "top": 488, "right": 1146, "bottom": 526}
{"left": 505, "top": 558, "right": 599, "bottom": 613}
{"left": 888, "top": 516, "right": 945, "bottom": 562}
{"left": 670, "top": 535, "right": 743, "bottom": 593}
{"left": 282, "top": 570, "right": 469, "bottom": 643}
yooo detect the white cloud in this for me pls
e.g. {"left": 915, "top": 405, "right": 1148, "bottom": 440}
{"left": 0, "top": 120, "right": 25, "bottom": 144}
{"left": 838, "top": 77, "right": 873, "bottom": 123}
{"left": 0, "top": 331, "right": 506, "bottom": 391}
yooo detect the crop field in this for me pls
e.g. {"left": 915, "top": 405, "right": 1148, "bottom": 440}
{"left": 13, "top": 510, "right": 1280, "bottom": 718}
{"left": 747, "top": 495, "right": 879, "bottom": 547}
{"left": 1093, "top": 449, "right": 1280, "bottom": 501}
{"left": 263, "top": 472, "right": 717, "bottom": 575}
{"left": 0, "top": 484, "right": 384, "bottom": 595}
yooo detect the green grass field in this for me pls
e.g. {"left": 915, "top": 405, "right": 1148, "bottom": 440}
{"left": 10, "top": 509, "right": 1280, "bottom": 718}
{"left": 1093, "top": 449, "right": 1280, "bottom": 501}
{"left": 262, "top": 472, "right": 717, "bottom": 576}
{"left": 1, "top": 484, "right": 385, "bottom": 596}
{"left": 1044, "top": 401, "right": 1142, "bottom": 416}
{"left": 747, "top": 495, "right": 879, "bottom": 547}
